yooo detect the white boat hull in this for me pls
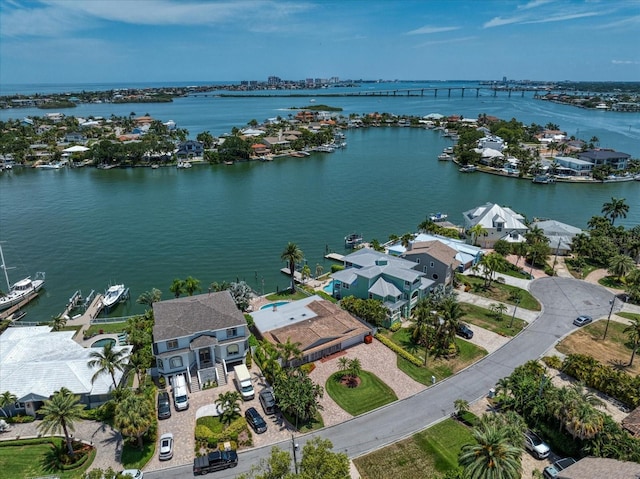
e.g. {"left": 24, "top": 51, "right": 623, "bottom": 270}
{"left": 0, "top": 276, "right": 45, "bottom": 311}
{"left": 101, "top": 284, "right": 127, "bottom": 310}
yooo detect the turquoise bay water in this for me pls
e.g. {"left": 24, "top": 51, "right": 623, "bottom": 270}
{"left": 0, "top": 82, "right": 639, "bottom": 321}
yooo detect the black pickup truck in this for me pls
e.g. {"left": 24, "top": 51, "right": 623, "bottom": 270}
{"left": 193, "top": 450, "right": 238, "bottom": 475}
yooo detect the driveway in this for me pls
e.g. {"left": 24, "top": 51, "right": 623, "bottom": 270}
{"left": 147, "top": 277, "right": 617, "bottom": 478}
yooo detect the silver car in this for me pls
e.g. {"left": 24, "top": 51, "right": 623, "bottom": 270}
{"left": 158, "top": 433, "right": 174, "bottom": 461}
{"left": 524, "top": 431, "right": 550, "bottom": 459}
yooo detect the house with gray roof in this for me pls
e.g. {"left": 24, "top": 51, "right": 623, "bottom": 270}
{"left": 152, "top": 291, "right": 249, "bottom": 389}
{"left": 330, "top": 248, "right": 434, "bottom": 325}
{"left": 462, "top": 202, "right": 528, "bottom": 248}
{"left": 557, "top": 457, "right": 640, "bottom": 479}
{"left": 578, "top": 149, "right": 631, "bottom": 170}
{"left": 388, "top": 233, "right": 483, "bottom": 271}
{"left": 0, "top": 326, "right": 132, "bottom": 416}
{"left": 530, "top": 219, "right": 583, "bottom": 256}
{"left": 400, "top": 240, "right": 461, "bottom": 286}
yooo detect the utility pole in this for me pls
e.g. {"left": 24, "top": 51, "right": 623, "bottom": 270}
{"left": 291, "top": 433, "right": 299, "bottom": 474}
{"left": 603, "top": 295, "right": 616, "bottom": 341}
{"left": 509, "top": 298, "right": 520, "bottom": 329}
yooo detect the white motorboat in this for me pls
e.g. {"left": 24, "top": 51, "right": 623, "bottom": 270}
{"left": 344, "top": 233, "right": 363, "bottom": 248}
{"left": 429, "top": 212, "right": 448, "bottom": 222}
{"left": 0, "top": 244, "right": 45, "bottom": 311}
{"left": 176, "top": 161, "right": 192, "bottom": 169}
{"left": 438, "top": 153, "right": 452, "bottom": 161}
{"left": 101, "top": 284, "right": 128, "bottom": 310}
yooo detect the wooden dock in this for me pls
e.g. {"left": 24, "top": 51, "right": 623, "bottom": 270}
{"left": 0, "top": 291, "right": 39, "bottom": 321}
{"left": 325, "top": 253, "right": 344, "bottom": 262}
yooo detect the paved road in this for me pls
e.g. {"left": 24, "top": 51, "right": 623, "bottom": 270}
{"left": 149, "top": 277, "right": 619, "bottom": 479}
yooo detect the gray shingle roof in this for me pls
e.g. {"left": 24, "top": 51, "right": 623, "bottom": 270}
{"left": 152, "top": 291, "right": 246, "bottom": 342}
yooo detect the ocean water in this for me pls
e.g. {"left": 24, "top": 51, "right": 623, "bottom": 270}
{"left": 0, "top": 81, "right": 639, "bottom": 322}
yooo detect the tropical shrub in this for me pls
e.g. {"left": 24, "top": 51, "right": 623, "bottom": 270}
{"left": 374, "top": 333, "right": 423, "bottom": 367}
{"left": 389, "top": 321, "right": 402, "bottom": 332}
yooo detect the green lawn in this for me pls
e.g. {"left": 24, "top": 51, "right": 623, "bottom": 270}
{"left": 0, "top": 437, "right": 94, "bottom": 479}
{"left": 460, "top": 303, "right": 526, "bottom": 336}
{"left": 265, "top": 290, "right": 309, "bottom": 301}
{"left": 84, "top": 321, "right": 128, "bottom": 336}
{"left": 325, "top": 371, "right": 398, "bottom": 416}
{"left": 121, "top": 440, "right": 155, "bottom": 470}
{"left": 390, "top": 328, "right": 487, "bottom": 385}
{"left": 460, "top": 275, "right": 541, "bottom": 310}
{"left": 354, "top": 418, "right": 471, "bottom": 479}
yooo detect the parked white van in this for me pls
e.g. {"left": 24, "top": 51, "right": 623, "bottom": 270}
{"left": 233, "top": 364, "right": 255, "bottom": 400}
{"left": 173, "top": 374, "right": 189, "bottom": 411}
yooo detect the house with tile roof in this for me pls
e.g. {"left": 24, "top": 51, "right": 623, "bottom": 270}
{"left": 250, "top": 295, "right": 371, "bottom": 367}
{"left": 462, "top": 202, "right": 529, "bottom": 248}
{"left": 0, "top": 326, "right": 132, "bottom": 416}
{"left": 330, "top": 248, "right": 434, "bottom": 325}
{"left": 400, "top": 240, "right": 462, "bottom": 286}
{"left": 152, "top": 291, "right": 249, "bottom": 389}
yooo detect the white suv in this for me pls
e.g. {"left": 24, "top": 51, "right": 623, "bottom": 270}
{"left": 524, "top": 431, "right": 550, "bottom": 459}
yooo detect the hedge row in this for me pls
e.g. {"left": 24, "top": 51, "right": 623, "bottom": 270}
{"left": 195, "top": 416, "right": 250, "bottom": 448}
{"left": 374, "top": 333, "right": 423, "bottom": 367}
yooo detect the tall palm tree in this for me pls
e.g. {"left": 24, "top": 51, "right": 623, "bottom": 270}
{"left": 169, "top": 278, "right": 185, "bottom": 298}
{"left": 469, "top": 224, "right": 487, "bottom": 247}
{"left": 0, "top": 391, "right": 17, "bottom": 417}
{"left": 215, "top": 391, "right": 241, "bottom": 426}
{"left": 276, "top": 338, "right": 303, "bottom": 367}
{"left": 37, "top": 388, "right": 86, "bottom": 457}
{"left": 87, "top": 342, "right": 129, "bottom": 389}
{"left": 608, "top": 254, "right": 636, "bottom": 282}
{"left": 136, "top": 288, "right": 162, "bottom": 307}
{"left": 183, "top": 276, "right": 201, "bottom": 296}
{"left": 623, "top": 318, "right": 640, "bottom": 366}
{"left": 459, "top": 419, "right": 522, "bottom": 479}
{"left": 114, "top": 393, "right": 153, "bottom": 450}
{"left": 524, "top": 225, "right": 548, "bottom": 245}
{"left": 601, "top": 197, "right": 629, "bottom": 225}
{"left": 50, "top": 314, "right": 67, "bottom": 332}
{"left": 281, "top": 242, "right": 304, "bottom": 292}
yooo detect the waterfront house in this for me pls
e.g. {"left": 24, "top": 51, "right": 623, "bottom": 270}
{"left": 64, "top": 132, "right": 87, "bottom": 143}
{"left": 578, "top": 149, "right": 631, "bottom": 171}
{"left": 152, "top": 291, "right": 249, "bottom": 390}
{"left": 330, "top": 248, "right": 434, "bottom": 324}
{"left": 530, "top": 219, "right": 583, "bottom": 256}
{"left": 554, "top": 156, "right": 594, "bottom": 176}
{"left": 463, "top": 202, "right": 528, "bottom": 248}
{"left": 400, "top": 240, "right": 461, "bottom": 286}
{"left": 175, "top": 140, "right": 204, "bottom": 158}
{"left": 250, "top": 295, "right": 371, "bottom": 367}
{"left": 0, "top": 326, "right": 132, "bottom": 415}
{"left": 388, "top": 233, "right": 483, "bottom": 271}
{"left": 477, "top": 135, "right": 505, "bottom": 152}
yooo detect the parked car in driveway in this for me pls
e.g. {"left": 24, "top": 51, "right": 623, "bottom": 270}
{"left": 245, "top": 406, "right": 268, "bottom": 434}
{"left": 120, "top": 470, "right": 144, "bottom": 479}
{"left": 456, "top": 323, "right": 474, "bottom": 339}
{"left": 524, "top": 430, "right": 550, "bottom": 459}
{"left": 259, "top": 389, "right": 277, "bottom": 415}
{"left": 157, "top": 391, "right": 171, "bottom": 419}
{"left": 158, "top": 433, "right": 174, "bottom": 461}
{"left": 573, "top": 315, "right": 593, "bottom": 327}
{"left": 543, "top": 457, "right": 577, "bottom": 479}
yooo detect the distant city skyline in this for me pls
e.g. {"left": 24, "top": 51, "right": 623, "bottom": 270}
{"left": 1, "top": 0, "right": 639, "bottom": 86}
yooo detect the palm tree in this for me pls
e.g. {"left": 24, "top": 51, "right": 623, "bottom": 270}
{"left": 0, "top": 391, "right": 17, "bottom": 417}
{"left": 183, "top": 276, "right": 201, "bottom": 296}
{"left": 169, "top": 278, "right": 185, "bottom": 298}
{"left": 459, "top": 419, "right": 522, "bottom": 479}
{"left": 37, "top": 388, "right": 86, "bottom": 457}
{"left": 347, "top": 358, "right": 362, "bottom": 386}
{"left": 623, "top": 318, "right": 640, "bottom": 366}
{"left": 511, "top": 242, "right": 527, "bottom": 268}
{"left": 525, "top": 225, "right": 548, "bottom": 245}
{"left": 87, "top": 342, "right": 129, "bottom": 389}
{"left": 490, "top": 303, "right": 508, "bottom": 321}
{"left": 315, "top": 263, "right": 324, "bottom": 279}
{"left": 608, "top": 254, "right": 636, "bottom": 282}
{"left": 281, "top": 242, "right": 304, "bottom": 292}
{"left": 136, "top": 288, "right": 162, "bottom": 307}
{"left": 601, "top": 197, "right": 629, "bottom": 225}
{"left": 469, "top": 224, "right": 487, "bottom": 247}
{"left": 114, "top": 393, "right": 153, "bottom": 450}
{"left": 301, "top": 264, "right": 311, "bottom": 284}
{"left": 50, "top": 314, "right": 67, "bottom": 332}
{"left": 215, "top": 391, "right": 241, "bottom": 426}
{"left": 275, "top": 338, "right": 303, "bottom": 367}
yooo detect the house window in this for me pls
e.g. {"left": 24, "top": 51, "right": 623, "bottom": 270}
{"left": 415, "top": 258, "right": 420, "bottom": 264}
{"left": 167, "top": 339, "right": 178, "bottom": 350}
{"left": 341, "top": 283, "right": 349, "bottom": 290}
{"left": 156, "top": 358, "right": 164, "bottom": 369}
{"left": 226, "top": 328, "right": 238, "bottom": 338}
{"left": 423, "top": 266, "right": 428, "bottom": 273}
{"left": 169, "top": 356, "right": 183, "bottom": 368}
{"left": 430, "top": 261, "right": 434, "bottom": 268}
{"left": 227, "top": 344, "right": 239, "bottom": 356}
{"left": 432, "top": 273, "right": 439, "bottom": 280}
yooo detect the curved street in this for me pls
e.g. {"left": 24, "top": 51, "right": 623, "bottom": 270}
{"left": 151, "top": 276, "right": 621, "bottom": 478}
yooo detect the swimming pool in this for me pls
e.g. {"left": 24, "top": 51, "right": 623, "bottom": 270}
{"left": 323, "top": 280, "right": 336, "bottom": 294}
{"left": 91, "top": 338, "right": 116, "bottom": 348}
{"left": 260, "top": 301, "right": 290, "bottom": 310}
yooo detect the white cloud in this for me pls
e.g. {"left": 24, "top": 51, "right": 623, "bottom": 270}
{"left": 612, "top": 59, "right": 639, "bottom": 65}
{"left": 517, "top": 0, "right": 554, "bottom": 10}
{"left": 483, "top": 16, "right": 527, "bottom": 28}
{"left": 406, "top": 25, "right": 460, "bottom": 35}
{"left": 416, "top": 36, "right": 476, "bottom": 47}
{"left": 597, "top": 14, "right": 640, "bottom": 29}
{"left": 523, "top": 11, "right": 601, "bottom": 24}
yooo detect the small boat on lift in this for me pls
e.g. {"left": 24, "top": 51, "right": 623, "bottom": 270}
{"left": 429, "top": 212, "right": 448, "bottom": 222}
{"left": 101, "top": 284, "right": 129, "bottom": 311}
{"left": 344, "top": 233, "right": 363, "bottom": 248}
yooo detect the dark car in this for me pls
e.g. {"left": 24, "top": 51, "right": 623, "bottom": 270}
{"left": 573, "top": 315, "right": 593, "bottom": 327}
{"left": 157, "top": 391, "right": 171, "bottom": 419}
{"left": 245, "top": 406, "right": 268, "bottom": 434}
{"left": 193, "top": 450, "right": 238, "bottom": 475}
{"left": 456, "top": 323, "right": 474, "bottom": 339}
{"left": 259, "top": 389, "right": 277, "bottom": 415}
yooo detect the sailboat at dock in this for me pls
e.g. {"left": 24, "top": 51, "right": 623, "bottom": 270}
{"left": 0, "top": 244, "right": 45, "bottom": 311}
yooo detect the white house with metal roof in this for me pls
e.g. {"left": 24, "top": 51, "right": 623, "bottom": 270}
{"left": 0, "top": 326, "right": 132, "bottom": 416}
{"left": 463, "top": 202, "right": 529, "bottom": 248}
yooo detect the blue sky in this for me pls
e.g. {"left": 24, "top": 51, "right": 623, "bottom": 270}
{"left": 1, "top": 0, "right": 639, "bottom": 85}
